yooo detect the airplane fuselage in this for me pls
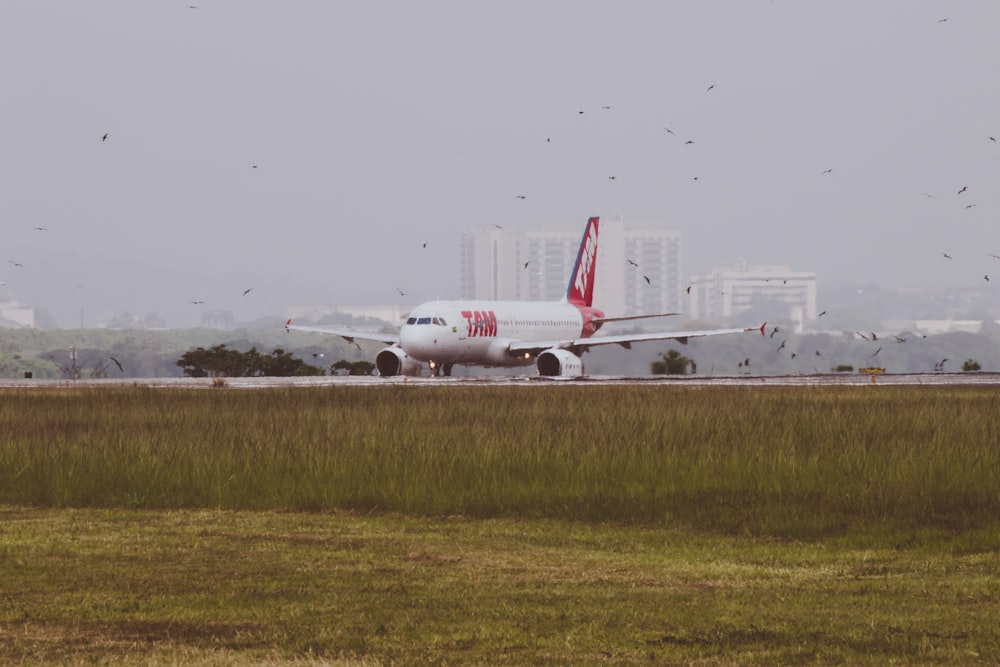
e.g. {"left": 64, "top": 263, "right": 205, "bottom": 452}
{"left": 400, "top": 299, "right": 604, "bottom": 369}
{"left": 285, "top": 216, "right": 761, "bottom": 377}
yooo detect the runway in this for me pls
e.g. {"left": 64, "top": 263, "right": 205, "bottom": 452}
{"left": 3, "top": 372, "right": 1000, "bottom": 389}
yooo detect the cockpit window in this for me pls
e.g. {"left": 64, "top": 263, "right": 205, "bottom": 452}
{"left": 406, "top": 317, "right": 417, "bottom": 325}
{"left": 432, "top": 317, "right": 447, "bottom": 326}
{"left": 416, "top": 317, "right": 432, "bottom": 325}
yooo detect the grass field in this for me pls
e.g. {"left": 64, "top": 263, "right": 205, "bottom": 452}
{"left": 1, "top": 385, "right": 999, "bottom": 664}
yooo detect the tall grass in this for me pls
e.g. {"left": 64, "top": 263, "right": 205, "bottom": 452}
{"left": 2, "top": 385, "right": 999, "bottom": 537}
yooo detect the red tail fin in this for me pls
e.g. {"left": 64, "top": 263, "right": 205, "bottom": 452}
{"left": 566, "top": 217, "right": 599, "bottom": 306}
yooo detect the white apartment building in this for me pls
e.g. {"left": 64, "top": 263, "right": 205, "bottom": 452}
{"left": 688, "top": 262, "right": 817, "bottom": 326}
{"left": 459, "top": 226, "right": 520, "bottom": 300}
{"left": 460, "top": 219, "right": 683, "bottom": 318}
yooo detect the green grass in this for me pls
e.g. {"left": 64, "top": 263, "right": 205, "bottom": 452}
{"left": 0, "top": 507, "right": 998, "bottom": 665}
{"left": 2, "top": 385, "right": 999, "bottom": 664}
{"left": 2, "top": 385, "right": 1000, "bottom": 539}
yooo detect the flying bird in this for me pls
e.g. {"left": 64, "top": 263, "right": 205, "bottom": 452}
{"left": 957, "top": 186, "right": 967, "bottom": 194}
{"left": 643, "top": 275, "right": 651, "bottom": 285}
{"left": 190, "top": 300, "right": 205, "bottom": 304}
{"left": 523, "top": 261, "right": 530, "bottom": 269}
{"left": 942, "top": 252, "right": 952, "bottom": 259}
{"left": 966, "top": 204, "right": 977, "bottom": 209}
{"left": 515, "top": 194, "right": 526, "bottom": 199}
{"left": 821, "top": 168, "right": 833, "bottom": 174}
{"left": 776, "top": 340, "right": 786, "bottom": 352}
{"left": 422, "top": 242, "right": 428, "bottom": 248}
{"left": 686, "top": 285, "right": 691, "bottom": 294}
{"left": 396, "top": 287, "right": 406, "bottom": 296}
{"left": 608, "top": 175, "right": 616, "bottom": 180}
{"left": 8, "top": 261, "right": 23, "bottom": 267}
{"left": 986, "top": 275, "right": 991, "bottom": 282}
{"left": 989, "top": 253, "right": 1000, "bottom": 259}
{"left": 242, "top": 288, "right": 253, "bottom": 296}
{"left": 33, "top": 226, "right": 47, "bottom": 231}
{"left": 664, "top": 127, "right": 675, "bottom": 135}
{"left": 871, "top": 347, "right": 882, "bottom": 357}
{"left": 101, "top": 132, "right": 108, "bottom": 141}
{"left": 856, "top": 331, "right": 870, "bottom": 341}
{"left": 990, "top": 136, "right": 997, "bottom": 143}
{"left": 770, "top": 326, "right": 779, "bottom": 338}
{"left": 706, "top": 84, "right": 715, "bottom": 92}
{"left": 818, "top": 310, "right": 827, "bottom": 317}
{"left": 627, "top": 259, "right": 638, "bottom": 267}
{"left": 109, "top": 356, "right": 123, "bottom": 373}
{"left": 684, "top": 140, "right": 694, "bottom": 145}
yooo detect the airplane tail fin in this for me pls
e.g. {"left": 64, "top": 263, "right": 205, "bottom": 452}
{"left": 565, "top": 216, "right": 599, "bottom": 306}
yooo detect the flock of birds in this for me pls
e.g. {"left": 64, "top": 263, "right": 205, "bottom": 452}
{"left": 4, "top": 13, "right": 996, "bottom": 378}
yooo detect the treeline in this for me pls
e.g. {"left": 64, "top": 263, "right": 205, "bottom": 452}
{"left": 177, "top": 345, "right": 376, "bottom": 377}
{"left": 0, "top": 327, "right": 372, "bottom": 379}
{"left": 176, "top": 345, "right": 323, "bottom": 377}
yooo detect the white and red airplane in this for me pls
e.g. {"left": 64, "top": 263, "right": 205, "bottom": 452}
{"left": 286, "top": 216, "right": 764, "bottom": 376}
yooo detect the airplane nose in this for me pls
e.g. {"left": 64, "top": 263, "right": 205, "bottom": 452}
{"left": 400, "top": 326, "right": 437, "bottom": 360}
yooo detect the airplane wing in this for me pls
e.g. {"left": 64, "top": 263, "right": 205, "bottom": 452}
{"left": 284, "top": 319, "right": 399, "bottom": 345}
{"left": 508, "top": 323, "right": 765, "bottom": 356}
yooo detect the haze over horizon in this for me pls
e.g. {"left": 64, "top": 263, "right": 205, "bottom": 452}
{"left": 3, "top": 1, "right": 998, "bottom": 329}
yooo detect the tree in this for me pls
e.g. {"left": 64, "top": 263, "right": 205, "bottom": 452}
{"left": 176, "top": 344, "right": 323, "bottom": 377}
{"left": 962, "top": 359, "right": 982, "bottom": 372}
{"left": 650, "top": 349, "right": 693, "bottom": 375}
{"left": 331, "top": 360, "right": 376, "bottom": 376}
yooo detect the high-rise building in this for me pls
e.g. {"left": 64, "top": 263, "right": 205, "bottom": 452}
{"left": 459, "top": 227, "right": 519, "bottom": 300}
{"left": 519, "top": 230, "right": 581, "bottom": 302}
{"left": 460, "top": 220, "right": 684, "bottom": 318}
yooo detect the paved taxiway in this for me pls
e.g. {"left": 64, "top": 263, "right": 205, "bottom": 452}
{"left": 2, "top": 372, "right": 1000, "bottom": 389}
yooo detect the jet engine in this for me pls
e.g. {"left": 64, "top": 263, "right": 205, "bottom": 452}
{"left": 536, "top": 349, "right": 584, "bottom": 377}
{"left": 375, "top": 346, "right": 423, "bottom": 376}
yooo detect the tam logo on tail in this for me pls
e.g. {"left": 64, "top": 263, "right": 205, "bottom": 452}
{"left": 567, "top": 217, "right": 599, "bottom": 306}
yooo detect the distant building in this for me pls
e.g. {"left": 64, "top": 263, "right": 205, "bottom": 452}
{"left": 518, "top": 229, "right": 580, "bottom": 302}
{"left": 0, "top": 300, "right": 35, "bottom": 328}
{"left": 460, "top": 219, "right": 684, "bottom": 317}
{"left": 688, "top": 262, "right": 817, "bottom": 326}
{"left": 460, "top": 227, "right": 520, "bottom": 300}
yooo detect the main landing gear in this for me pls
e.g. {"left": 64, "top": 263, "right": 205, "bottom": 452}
{"left": 429, "top": 362, "right": 454, "bottom": 377}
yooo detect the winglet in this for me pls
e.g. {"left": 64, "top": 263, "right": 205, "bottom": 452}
{"left": 759, "top": 321, "right": 767, "bottom": 336}
{"left": 285, "top": 318, "right": 292, "bottom": 333}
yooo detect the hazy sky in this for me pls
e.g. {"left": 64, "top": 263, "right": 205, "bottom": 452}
{"left": 2, "top": 1, "right": 998, "bottom": 328}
